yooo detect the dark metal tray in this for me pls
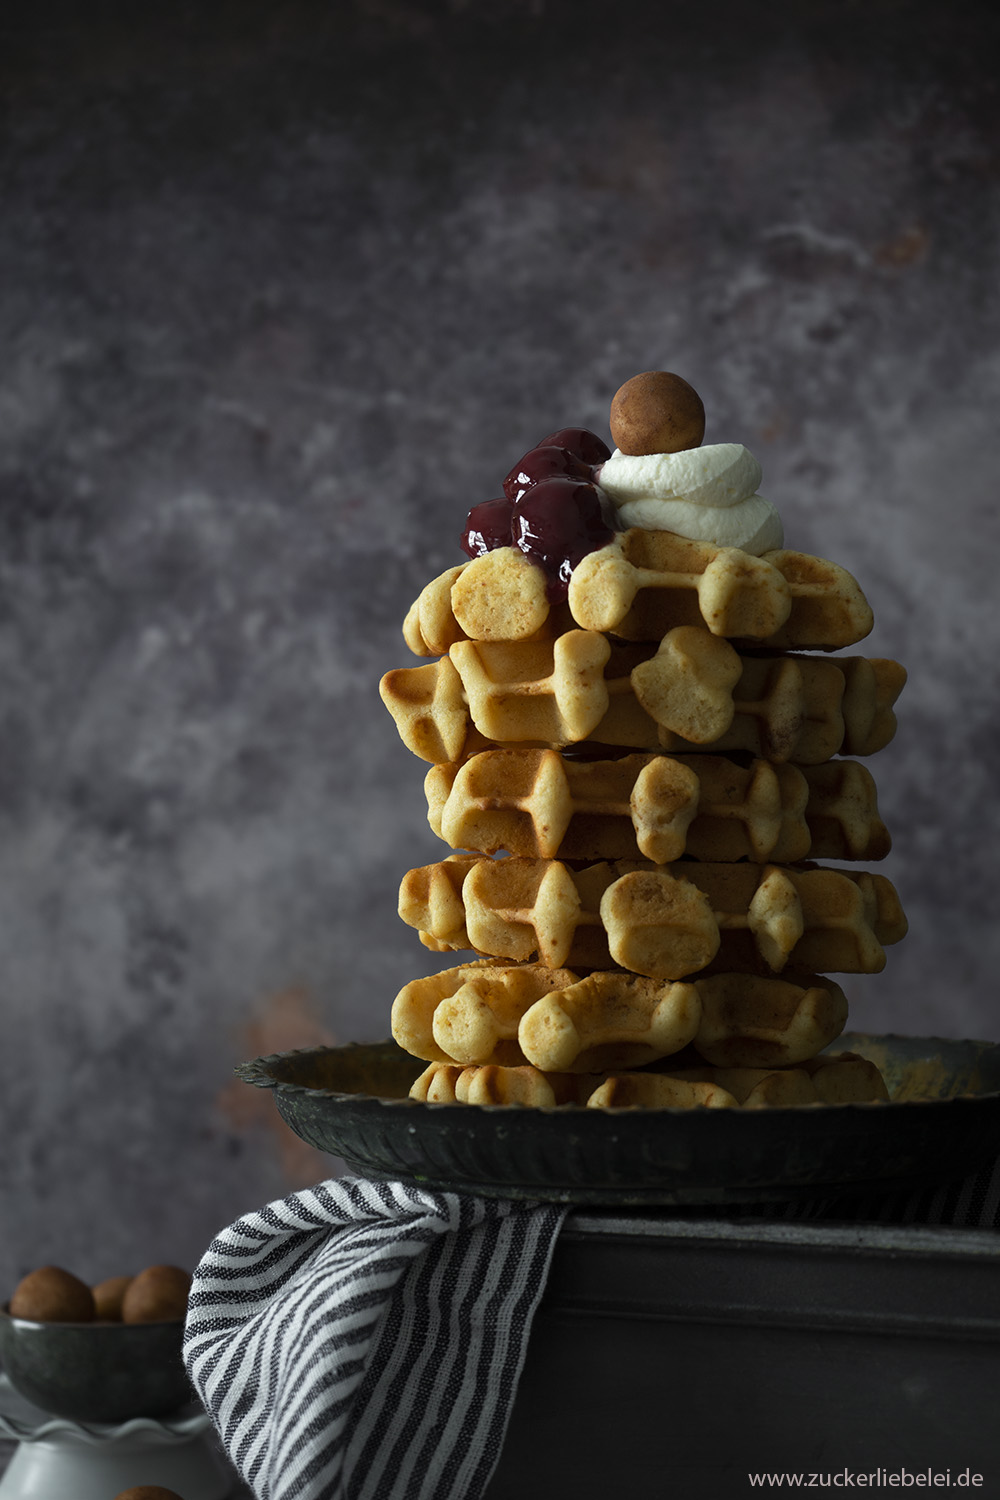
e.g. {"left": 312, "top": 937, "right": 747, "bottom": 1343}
{"left": 236, "top": 1033, "right": 1000, "bottom": 1206}
{"left": 484, "top": 1215, "right": 1000, "bottom": 1497}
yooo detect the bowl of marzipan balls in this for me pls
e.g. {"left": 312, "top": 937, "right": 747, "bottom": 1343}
{"left": 0, "top": 1263, "right": 194, "bottom": 1422}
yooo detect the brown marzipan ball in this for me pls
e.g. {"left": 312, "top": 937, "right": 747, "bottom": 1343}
{"left": 121, "top": 1265, "right": 192, "bottom": 1324}
{"left": 9, "top": 1266, "right": 95, "bottom": 1323}
{"left": 112, "top": 1488, "right": 187, "bottom": 1500}
{"left": 92, "top": 1274, "right": 134, "bottom": 1321}
{"left": 609, "top": 371, "right": 706, "bottom": 456}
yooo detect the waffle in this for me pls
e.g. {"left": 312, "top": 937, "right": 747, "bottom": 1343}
{"left": 517, "top": 970, "right": 702, "bottom": 1071}
{"left": 425, "top": 750, "right": 890, "bottom": 864}
{"left": 394, "top": 960, "right": 707, "bottom": 1072}
{"left": 690, "top": 970, "right": 848, "bottom": 1068}
{"left": 381, "top": 628, "right": 906, "bottom": 766}
{"left": 524, "top": 969, "right": 848, "bottom": 1071}
{"left": 570, "top": 536, "right": 874, "bottom": 649}
{"left": 405, "top": 548, "right": 574, "bottom": 655}
{"left": 410, "top": 1060, "right": 596, "bottom": 1107}
{"left": 399, "top": 857, "right": 907, "bottom": 977}
{"left": 380, "top": 655, "right": 472, "bottom": 766}
{"left": 588, "top": 1051, "right": 890, "bottom": 1109}
{"left": 409, "top": 1050, "right": 889, "bottom": 1109}
{"left": 402, "top": 534, "right": 873, "bottom": 655}
{"left": 391, "top": 959, "right": 583, "bottom": 1067}
{"left": 585, "top": 1071, "right": 739, "bottom": 1109}
{"left": 393, "top": 958, "right": 849, "bottom": 1073}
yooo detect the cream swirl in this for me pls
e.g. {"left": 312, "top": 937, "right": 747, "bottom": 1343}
{"left": 597, "top": 442, "right": 783, "bottom": 555}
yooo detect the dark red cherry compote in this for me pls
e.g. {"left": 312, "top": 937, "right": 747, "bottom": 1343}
{"left": 461, "top": 496, "right": 514, "bottom": 558}
{"left": 503, "top": 445, "right": 592, "bottom": 503}
{"left": 536, "top": 428, "right": 612, "bottom": 466}
{"left": 460, "top": 427, "right": 616, "bottom": 601}
{"left": 511, "top": 478, "right": 614, "bottom": 601}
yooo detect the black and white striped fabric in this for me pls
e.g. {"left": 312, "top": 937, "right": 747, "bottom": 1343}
{"left": 183, "top": 1178, "right": 566, "bottom": 1500}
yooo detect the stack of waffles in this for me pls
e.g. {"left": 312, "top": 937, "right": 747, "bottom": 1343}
{"left": 379, "top": 395, "right": 907, "bottom": 1111}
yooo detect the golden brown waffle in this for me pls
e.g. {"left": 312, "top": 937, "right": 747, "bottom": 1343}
{"left": 406, "top": 549, "right": 576, "bottom": 655}
{"left": 425, "top": 750, "right": 890, "bottom": 864}
{"left": 797, "top": 1051, "right": 893, "bottom": 1104}
{"left": 690, "top": 971, "right": 848, "bottom": 1068}
{"left": 409, "top": 1050, "right": 889, "bottom": 1108}
{"left": 410, "top": 1060, "right": 596, "bottom": 1107}
{"left": 585, "top": 1072, "right": 739, "bottom": 1109}
{"left": 589, "top": 1052, "right": 890, "bottom": 1109}
{"left": 402, "top": 534, "right": 873, "bottom": 655}
{"left": 393, "top": 960, "right": 847, "bottom": 1072}
{"left": 391, "top": 959, "right": 582, "bottom": 1068}
{"left": 380, "top": 627, "right": 906, "bottom": 765}
{"left": 399, "top": 857, "right": 907, "bottom": 977}
{"left": 570, "top": 536, "right": 874, "bottom": 649}
{"left": 394, "top": 960, "right": 705, "bottom": 1072}
{"left": 518, "top": 970, "right": 702, "bottom": 1071}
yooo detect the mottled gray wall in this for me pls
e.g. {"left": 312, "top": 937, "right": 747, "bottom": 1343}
{"left": 1, "top": 0, "right": 998, "bottom": 1290}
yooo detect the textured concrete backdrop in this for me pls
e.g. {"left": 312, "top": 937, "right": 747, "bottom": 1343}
{"left": 1, "top": 0, "right": 998, "bottom": 1290}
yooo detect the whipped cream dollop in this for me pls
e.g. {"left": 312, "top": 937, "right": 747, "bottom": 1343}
{"left": 597, "top": 442, "right": 783, "bottom": 554}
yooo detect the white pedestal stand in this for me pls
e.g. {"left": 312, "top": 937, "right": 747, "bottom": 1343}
{"left": 0, "top": 1374, "right": 235, "bottom": 1499}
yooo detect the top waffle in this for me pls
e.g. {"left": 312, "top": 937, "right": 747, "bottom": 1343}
{"left": 403, "top": 533, "right": 874, "bottom": 655}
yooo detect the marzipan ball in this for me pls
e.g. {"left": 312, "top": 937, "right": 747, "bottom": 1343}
{"left": 609, "top": 371, "right": 706, "bottom": 456}
{"left": 92, "top": 1274, "right": 133, "bottom": 1321}
{"left": 121, "top": 1265, "right": 192, "bottom": 1324}
{"left": 112, "top": 1488, "right": 187, "bottom": 1500}
{"left": 9, "top": 1266, "right": 95, "bottom": 1323}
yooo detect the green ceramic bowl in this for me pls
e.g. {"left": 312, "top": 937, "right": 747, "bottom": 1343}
{"left": 0, "top": 1308, "right": 194, "bottom": 1423}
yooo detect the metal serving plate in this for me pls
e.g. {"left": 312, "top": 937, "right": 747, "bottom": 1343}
{"left": 236, "top": 1033, "right": 1000, "bottom": 1206}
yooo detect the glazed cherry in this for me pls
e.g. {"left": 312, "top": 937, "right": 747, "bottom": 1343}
{"left": 511, "top": 478, "right": 614, "bottom": 602}
{"left": 502, "top": 445, "right": 591, "bottom": 503}
{"left": 461, "top": 496, "right": 514, "bottom": 558}
{"left": 536, "top": 428, "right": 612, "bottom": 466}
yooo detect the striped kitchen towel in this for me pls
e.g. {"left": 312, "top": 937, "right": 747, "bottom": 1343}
{"left": 183, "top": 1178, "right": 566, "bottom": 1500}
